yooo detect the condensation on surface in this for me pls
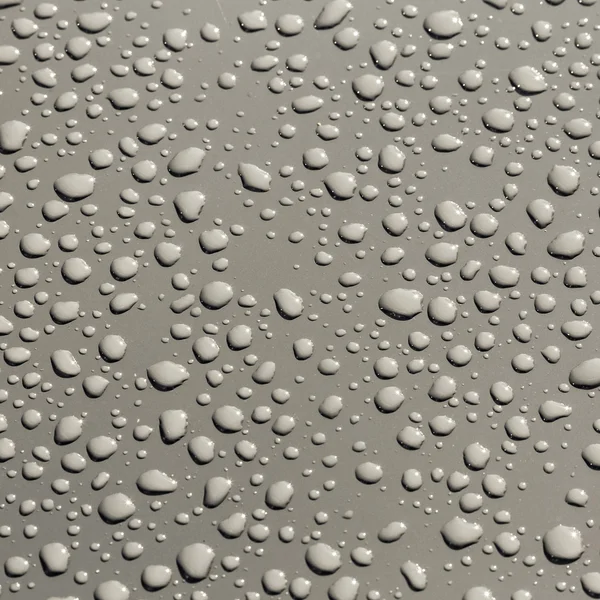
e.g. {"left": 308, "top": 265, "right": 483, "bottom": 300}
{"left": 0, "top": 0, "right": 600, "bottom": 598}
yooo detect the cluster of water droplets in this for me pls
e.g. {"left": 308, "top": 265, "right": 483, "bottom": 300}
{"left": 1, "top": 0, "right": 600, "bottom": 598}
